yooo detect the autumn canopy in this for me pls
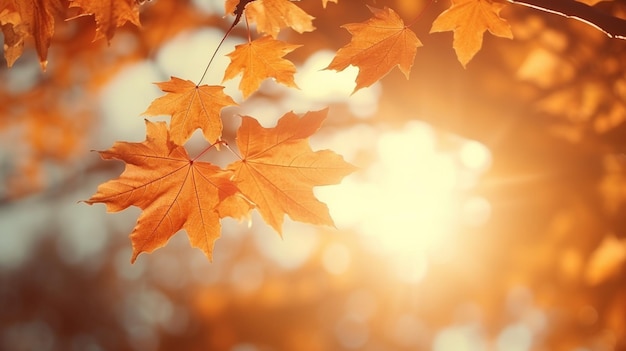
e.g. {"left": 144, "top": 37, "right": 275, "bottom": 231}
{"left": 2, "top": 0, "right": 625, "bottom": 262}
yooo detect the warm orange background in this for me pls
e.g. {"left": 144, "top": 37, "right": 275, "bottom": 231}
{"left": 1, "top": 1, "right": 626, "bottom": 350}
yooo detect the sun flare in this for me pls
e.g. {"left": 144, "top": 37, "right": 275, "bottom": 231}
{"left": 316, "top": 120, "right": 492, "bottom": 282}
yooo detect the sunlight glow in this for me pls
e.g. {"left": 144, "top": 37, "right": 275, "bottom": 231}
{"left": 316, "top": 121, "right": 492, "bottom": 282}
{"left": 459, "top": 140, "right": 492, "bottom": 172}
{"left": 125, "top": 28, "right": 493, "bottom": 288}
{"left": 252, "top": 217, "right": 319, "bottom": 270}
{"left": 281, "top": 50, "right": 381, "bottom": 119}
{"left": 462, "top": 197, "right": 492, "bottom": 227}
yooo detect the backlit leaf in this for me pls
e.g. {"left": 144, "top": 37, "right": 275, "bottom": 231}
{"left": 245, "top": 0, "right": 315, "bottom": 38}
{"left": 143, "top": 76, "right": 237, "bottom": 146}
{"left": 228, "top": 109, "right": 357, "bottom": 233}
{"left": 326, "top": 6, "right": 421, "bottom": 93}
{"left": 84, "top": 120, "right": 248, "bottom": 262}
{"left": 223, "top": 35, "right": 301, "bottom": 99}
{"left": 430, "top": 0, "right": 513, "bottom": 67}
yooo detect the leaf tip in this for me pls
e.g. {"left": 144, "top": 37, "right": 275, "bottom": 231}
{"left": 130, "top": 251, "right": 139, "bottom": 264}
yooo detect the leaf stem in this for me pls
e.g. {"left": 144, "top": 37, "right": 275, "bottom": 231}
{"left": 196, "top": 15, "right": 240, "bottom": 86}
{"left": 224, "top": 142, "right": 244, "bottom": 161}
{"left": 192, "top": 140, "right": 223, "bottom": 162}
{"left": 246, "top": 16, "right": 252, "bottom": 42}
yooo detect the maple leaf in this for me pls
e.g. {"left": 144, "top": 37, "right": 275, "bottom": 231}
{"left": 243, "top": 0, "right": 315, "bottom": 38}
{"left": 430, "top": 0, "right": 513, "bottom": 67}
{"left": 227, "top": 109, "right": 357, "bottom": 233}
{"left": 68, "top": 0, "right": 141, "bottom": 42}
{"left": 84, "top": 120, "right": 250, "bottom": 262}
{"left": 223, "top": 35, "right": 301, "bottom": 99}
{"left": 11, "top": 0, "right": 67, "bottom": 70}
{"left": 143, "top": 76, "right": 237, "bottom": 146}
{"left": 326, "top": 6, "right": 421, "bottom": 93}
{"left": 0, "top": 7, "right": 27, "bottom": 67}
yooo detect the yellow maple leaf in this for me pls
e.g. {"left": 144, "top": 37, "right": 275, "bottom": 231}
{"left": 142, "top": 77, "right": 237, "bottom": 145}
{"left": 326, "top": 6, "right": 421, "bottom": 92}
{"left": 245, "top": 0, "right": 315, "bottom": 38}
{"left": 227, "top": 109, "right": 356, "bottom": 233}
{"left": 223, "top": 35, "right": 301, "bottom": 99}
{"left": 430, "top": 0, "right": 513, "bottom": 67}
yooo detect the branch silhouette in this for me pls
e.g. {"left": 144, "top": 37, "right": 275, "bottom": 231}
{"left": 508, "top": 0, "right": 626, "bottom": 39}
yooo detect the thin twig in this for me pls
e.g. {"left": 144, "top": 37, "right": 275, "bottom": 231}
{"left": 507, "top": 0, "right": 626, "bottom": 39}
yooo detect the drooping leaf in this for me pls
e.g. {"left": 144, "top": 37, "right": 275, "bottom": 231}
{"left": 84, "top": 120, "right": 250, "bottom": 262}
{"left": 142, "top": 76, "right": 237, "bottom": 146}
{"left": 12, "top": 0, "right": 67, "bottom": 70}
{"left": 326, "top": 6, "right": 421, "bottom": 93}
{"left": 244, "top": 0, "right": 315, "bottom": 38}
{"left": 68, "top": 0, "right": 141, "bottom": 42}
{"left": 227, "top": 109, "right": 357, "bottom": 233}
{"left": 223, "top": 35, "right": 301, "bottom": 99}
{"left": 430, "top": 0, "right": 513, "bottom": 67}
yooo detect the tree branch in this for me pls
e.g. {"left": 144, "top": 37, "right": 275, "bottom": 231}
{"left": 507, "top": 0, "right": 626, "bottom": 39}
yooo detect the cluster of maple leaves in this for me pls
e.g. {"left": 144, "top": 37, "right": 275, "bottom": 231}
{"left": 0, "top": 0, "right": 519, "bottom": 262}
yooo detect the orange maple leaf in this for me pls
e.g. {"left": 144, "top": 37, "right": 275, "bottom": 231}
{"left": 68, "top": 0, "right": 141, "bottom": 42}
{"left": 10, "top": 0, "right": 66, "bottom": 70}
{"left": 143, "top": 76, "right": 237, "bottom": 146}
{"left": 227, "top": 0, "right": 315, "bottom": 38}
{"left": 223, "top": 35, "right": 301, "bottom": 99}
{"left": 326, "top": 6, "right": 421, "bottom": 93}
{"left": 430, "top": 0, "right": 513, "bottom": 67}
{"left": 227, "top": 109, "right": 357, "bottom": 233}
{"left": 84, "top": 120, "right": 250, "bottom": 262}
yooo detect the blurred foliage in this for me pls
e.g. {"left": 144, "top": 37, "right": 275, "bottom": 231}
{"left": 1, "top": 0, "right": 626, "bottom": 350}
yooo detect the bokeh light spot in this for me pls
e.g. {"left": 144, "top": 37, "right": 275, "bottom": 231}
{"left": 496, "top": 324, "right": 532, "bottom": 351}
{"left": 433, "top": 325, "right": 486, "bottom": 351}
{"left": 322, "top": 243, "right": 351, "bottom": 275}
{"left": 334, "top": 315, "right": 369, "bottom": 349}
{"left": 459, "top": 140, "right": 492, "bottom": 172}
